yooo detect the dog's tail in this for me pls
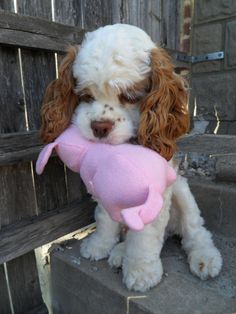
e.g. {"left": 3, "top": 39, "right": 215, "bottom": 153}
{"left": 121, "top": 185, "right": 163, "bottom": 231}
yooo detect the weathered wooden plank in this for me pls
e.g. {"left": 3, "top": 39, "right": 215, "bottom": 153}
{"left": 0, "top": 162, "right": 36, "bottom": 227}
{"left": 0, "top": 265, "right": 11, "bottom": 314}
{"left": 177, "top": 134, "right": 236, "bottom": 155}
{"left": 0, "top": 45, "right": 36, "bottom": 226}
{"left": 0, "top": 13, "right": 80, "bottom": 42}
{"left": 0, "top": 145, "right": 41, "bottom": 165}
{"left": 18, "top": 1, "right": 68, "bottom": 216}
{"left": 0, "top": 7, "right": 46, "bottom": 314}
{"left": 21, "top": 49, "right": 56, "bottom": 130}
{"left": 82, "top": 0, "right": 113, "bottom": 30}
{"left": 54, "top": 0, "right": 83, "bottom": 27}
{"left": 1, "top": 133, "right": 236, "bottom": 165}
{"left": 0, "top": 3, "right": 46, "bottom": 313}
{"left": 161, "top": 0, "right": 181, "bottom": 49}
{"left": 0, "top": 46, "right": 25, "bottom": 133}
{"left": 112, "top": 0, "right": 161, "bottom": 43}
{"left": 32, "top": 157, "right": 67, "bottom": 212}
{"left": 66, "top": 169, "right": 87, "bottom": 202}
{"left": 0, "top": 130, "right": 39, "bottom": 150}
{"left": 0, "top": 10, "right": 84, "bottom": 49}
{"left": 6, "top": 252, "right": 48, "bottom": 314}
{"left": 0, "top": 1, "right": 14, "bottom": 10}
{"left": 0, "top": 198, "right": 95, "bottom": 264}
{"left": 0, "top": 131, "right": 41, "bottom": 165}
{"left": 17, "top": 0, "right": 51, "bottom": 19}
{"left": 0, "top": 28, "right": 76, "bottom": 52}
{"left": 54, "top": 0, "right": 85, "bottom": 203}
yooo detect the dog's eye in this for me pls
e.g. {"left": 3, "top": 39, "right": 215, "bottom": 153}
{"left": 79, "top": 93, "right": 95, "bottom": 103}
{"left": 119, "top": 93, "right": 142, "bottom": 105}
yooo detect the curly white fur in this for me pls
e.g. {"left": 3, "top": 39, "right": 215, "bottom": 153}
{"left": 74, "top": 24, "right": 222, "bottom": 292}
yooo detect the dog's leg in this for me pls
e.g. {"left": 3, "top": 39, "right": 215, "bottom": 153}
{"left": 80, "top": 204, "right": 120, "bottom": 260}
{"left": 122, "top": 187, "right": 172, "bottom": 292}
{"left": 172, "top": 175, "right": 222, "bottom": 279}
{"left": 108, "top": 241, "right": 125, "bottom": 268}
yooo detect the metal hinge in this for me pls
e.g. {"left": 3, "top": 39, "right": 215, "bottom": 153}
{"left": 177, "top": 51, "right": 224, "bottom": 64}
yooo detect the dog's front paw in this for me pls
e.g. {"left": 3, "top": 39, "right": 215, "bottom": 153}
{"left": 188, "top": 247, "right": 222, "bottom": 280}
{"left": 80, "top": 234, "right": 116, "bottom": 261}
{"left": 122, "top": 258, "right": 163, "bottom": 292}
{"left": 108, "top": 242, "right": 125, "bottom": 268}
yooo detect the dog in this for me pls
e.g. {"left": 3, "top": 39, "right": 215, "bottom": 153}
{"left": 40, "top": 24, "right": 222, "bottom": 292}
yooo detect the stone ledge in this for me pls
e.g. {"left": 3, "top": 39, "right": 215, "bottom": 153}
{"left": 216, "top": 155, "right": 236, "bottom": 182}
{"left": 178, "top": 134, "right": 236, "bottom": 155}
{"left": 50, "top": 236, "right": 236, "bottom": 314}
{"left": 189, "top": 178, "right": 236, "bottom": 238}
{"left": 190, "top": 72, "right": 236, "bottom": 121}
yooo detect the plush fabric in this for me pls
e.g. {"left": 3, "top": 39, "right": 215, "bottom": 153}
{"left": 36, "top": 125, "right": 176, "bottom": 230}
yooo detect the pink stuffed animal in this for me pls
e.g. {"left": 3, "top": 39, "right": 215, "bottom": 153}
{"left": 36, "top": 125, "right": 176, "bottom": 231}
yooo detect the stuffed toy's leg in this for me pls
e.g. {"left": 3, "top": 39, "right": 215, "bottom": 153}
{"left": 171, "top": 175, "right": 222, "bottom": 279}
{"left": 80, "top": 204, "right": 121, "bottom": 260}
{"left": 121, "top": 185, "right": 164, "bottom": 231}
{"left": 121, "top": 186, "right": 173, "bottom": 292}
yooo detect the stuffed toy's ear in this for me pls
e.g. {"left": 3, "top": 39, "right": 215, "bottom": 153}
{"left": 36, "top": 142, "right": 57, "bottom": 175}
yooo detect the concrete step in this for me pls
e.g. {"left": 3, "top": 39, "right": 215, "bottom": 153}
{"left": 50, "top": 235, "right": 236, "bottom": 314}
{"left": 49, "top": 174, "right": 236, "bottom": 313}
{"left": 189, "top": 178, "right": 236, "bottom": 238}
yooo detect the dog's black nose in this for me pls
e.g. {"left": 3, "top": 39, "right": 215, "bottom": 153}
{"left": 91, "top": 120, "right": 114, "bottom": 138}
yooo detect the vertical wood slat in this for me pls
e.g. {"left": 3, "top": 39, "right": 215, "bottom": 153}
{"left": 0, "top": 265, "right": 11, "bottom": 314}
{"left": 0, "top": 46, "right": 35, "bottom": 224}
{"left": 53, "top": 0, "right": 83, "bottom": 27}
{"left": 112, "top": 0, "right": 161, "bottom": 43}
{"left": 0, "top": 6, "right": 16, "bottom": 308}
{"left": 17, "top": 0, "right": 51, "bottom": 19}
{"left": 82, "top": 0, "right": 113, "bottom": 30}
{"left": 18, "top": 0, "right": 68, "bottom": 215}
{"left": 161, "top": 0, "right": 181, "bottom": 49}
{"left": 0, "top": 47, "right": 25, "bottom": 134}
{"left": 0, "top": 1, "right": 45, "bottom": 310}
{"left": 15, "top": 1, "right": 68, "bottom": 309}
{"left": 6, "top": 253, "right": 47, "bottom": 313}
{"left": 0, "top": 1, "right": 45, "bottom": 313}
{"left": 0, "top": 0, "right": 14, "bottom": 11}
{"left": 19, "top": 46, "right": 68, "bottom": 213}
{"left": 54, "top": 0, "right": 87, "bottom": 203}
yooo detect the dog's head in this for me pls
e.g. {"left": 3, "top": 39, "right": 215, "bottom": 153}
{"left": 40, "top": 24, "right": 189, "bottom": 160}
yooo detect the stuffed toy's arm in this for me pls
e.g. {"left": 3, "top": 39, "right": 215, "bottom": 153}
{"left": 36, "top": 142, "right": 58, "bottom": 175}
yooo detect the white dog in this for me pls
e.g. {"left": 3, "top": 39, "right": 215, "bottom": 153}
{"left": 40, "top": 24, "right": 222, "bottom": 292}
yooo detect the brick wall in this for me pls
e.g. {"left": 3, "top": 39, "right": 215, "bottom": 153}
{"left": 190, "top": 0, "right": 236, "bottom": 135}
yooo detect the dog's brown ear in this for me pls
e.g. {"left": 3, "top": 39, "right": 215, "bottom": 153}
{"left": 40, "top": 45, "right": 79, "bottom": 143}
{"left": 138, "top": 48, "right": 189, "bottom": 160}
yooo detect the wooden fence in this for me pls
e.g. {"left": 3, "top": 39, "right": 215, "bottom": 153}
{"left": 0, "top": 1, "right": 181, "bottom": 313}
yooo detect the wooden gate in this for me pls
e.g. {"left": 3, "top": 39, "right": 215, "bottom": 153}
{"left": 0, "top": 1, "right": 182, "bottom": 313}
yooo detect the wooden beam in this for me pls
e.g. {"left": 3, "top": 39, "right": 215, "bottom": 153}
{"left": 0, "top": 198, "right": 95, "bottom": 264}
{"left": 0, "top": 11, "right": 85, "bottom": 52}
{"left": 1, "top": 132, "right": 236, "bottom": 165}
{"left": 0, "top": 131, "right": 42, "bottom": 165}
